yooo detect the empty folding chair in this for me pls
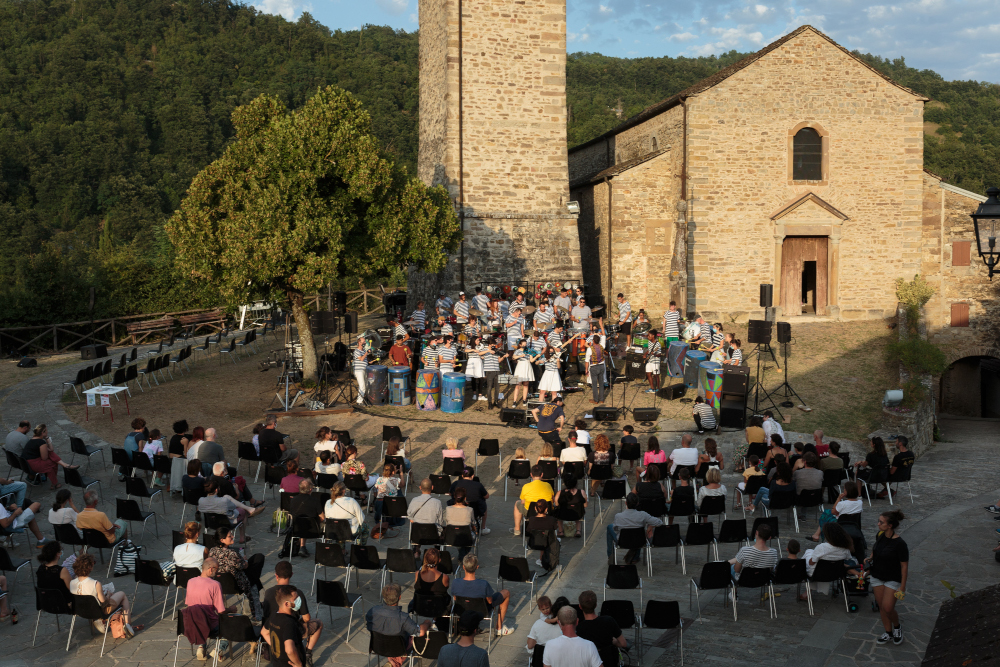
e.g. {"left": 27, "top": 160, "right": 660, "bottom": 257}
{"left": 311, "top": 542, "right": 349, "bottom": 596}
{"left": 126, "top": 475, "right": 166, "bottom": 514}
{"left": 598, "top": 479, "right": 627, "bottom": 517}
{"left": 62, "top": 368, "right": 90, "bottom": 400}
{"left": 697, "top": 495, "right": 727, "bottom": 524}
{"left": 886, "top": 463, "right": 914, "bottom": 505}
{"left": 684, "top": 522, "right": 719, "bottom": 568}
{"left": 792, "top": 489, "right": 825, "bottom": 533}
{"left": 732, "top": 566, "right": 775, "bottom": 620}
{"left": 475, "top": 439, "right": 501, "bottom": 476}
{"left": 316, "top": 579, "right": 364, "bottom": 642}
{"left": 69, "top": 437, "right": 105, "bottom": 471}
{"left": 638, "top": 600, "right": 682, "bottom": 664}
{"left": 809, "top": 560, "right": 851, "bottom": 613}
{"left": 604, "top": 563, "right": 643, "bottom": 606}
{"left": 124, "top": 364, "right": 138, "bottom": 391}
{"left": 772, "top": 558, "right": 812, "bottom": 616}
{"left": 689, "top": 560, "right": 733, "bottom": 621}
{"left": 442, "top": 457, "right": 465, "bottom": 477}
{"left": 236, "top": 441, "right": 263, "bottom": 480}
{"left": 496, "top": 555, "right": 537, "bottom": 610}
{"left": 137, "top": 357, "right": 158, "bottom": 389}
{"left": 219, "top": 338, "right": 238, "bottom": 364}
{"left": 347, "top": 545, "right": 384, "bottom": 592}
{"left": 382, "top": 548, "right": 418, "bottom": 589}
{"left": 131, "top": 557, "right": 173, "bottom": 620}
{"left": 0, "top": 546, "right": 32, "bottom": 598}
{"left": 64, "top": 466, "right": 101, "bottom": 498}
{"left": 429, "top": 473, "right": 452, "bottom": 496}
{"left": 717, "top": 519, "right": 750, "bottom": 557}
{"left": 116, "top": 498, "right": 158, "bottom": 543}
{"left": 649, "top": 523, "right": 686, "bottom": 575}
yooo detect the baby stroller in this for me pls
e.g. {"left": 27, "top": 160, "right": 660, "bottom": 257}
{"left": 839, "top": 521, "right": 872, "bottom": 612}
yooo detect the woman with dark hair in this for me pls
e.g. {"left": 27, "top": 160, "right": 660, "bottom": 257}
{"left": 762, "top": 433, "right": 788, "bottom": 471}
{"left": 22, "top": 424, "right": 77, "bottom": 490}
{"left": 37, "top": 540, "right": 71, "bottom": 610}
{"left": 49, "top": 488, "right": 78, "bottom": 526}
{"left": 854, "top": 437, "right": 890, "bottom": 492}
{"left": 70, "top": 553, "right": 139, "bottom": 633}
{"left": 635, "top": 463, "right": 668, "bottom": 500}
{"left": 588, "top": 434, "right": 612, "bottom": 496}
{"left": 279, "top": 460, "right": 306, "bottom": 493}
{"left": 208, "top": 526, "right": 264, "bottom": 620}
{"left": 553, "top": 474, "right": 587, "bottom": 537}
{"left": 698, "top": 438, "right": 725, "bottom": 475}
{"left": 537, "top": 346, "right": 563, "bottom": 403}
{"left": 181, "top": 459, "right": 205, "bottom": 493}
{"left": 801, "top": 522, "right": 855, "bottom": 599}
{"left": 168, "top": 420, "right": 192, "bottom": 494}
{"left": 752, "top": 462, "right": 795, "bottom": 512}
{"left": 867, "top": 510, "right": 908, "bottom": 646}
{"left": 643, "top": 437, "right": 666, "bottom": 467}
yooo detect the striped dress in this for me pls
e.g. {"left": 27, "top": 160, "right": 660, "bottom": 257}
{"left": 663, "top": 310, "right": 681, "bottom": 338}
{"left": 539, "top": 355, "right": 562, "bottom": 392}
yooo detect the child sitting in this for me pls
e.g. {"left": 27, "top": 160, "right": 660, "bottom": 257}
{"left": 144, "top": 429, "right": 165, "bottom": 486}
{"left": 315, "top": 450, "right": 342, "bottom": 477}
{"left": 786, "top": 539, "right": 801, "bottom": 559}
{"left": 618, "top": 425, "right": 639, "bottom": 469}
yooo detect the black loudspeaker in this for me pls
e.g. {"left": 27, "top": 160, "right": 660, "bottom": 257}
{"left": 633, "top": 408, "right": 659, "bottom": 423}
{"left": 594, "top": 407, "right": 619, "bottom": 422}
{"left": 720, "top": 396, "right": 747, "bottom": 428}
{"left": 500, "top": 408, "right": 526, "bottom": 425}
{"left": 759, "top": 284, "right": 773, "bottom": 308}
{"left": 16, "top": 357, "right": 37, "bottom": 368}
{"left": 80, "top": 344, "right": 108, "bottom": 360}
{"left": 764, "top": 307, "right": 776, "bottom": 322}
{"left": 777, "top": 322, "right": 791, "bottom": 344}
{"left": 626, "top": 351, "right": 645, "bottom": 380}
{"left": 661, "top": 383, "right": 686, "bottom": 400}
{"left": 722, "top": 366, "right": 750, "bottom": 395}
{"left": 321, "top": 311, "right": 339, "bottom": 334}
{"left": 333, "top": 291, "right": 348, "bottom": 316}
{"left": 309, "top": 312, "right": 323, "bottom": 335}
{"left": 345, "top": 312, "right": 358, "bottom": 334}
{"left": 747, "top": 319, "right": 772, "bottom": 344}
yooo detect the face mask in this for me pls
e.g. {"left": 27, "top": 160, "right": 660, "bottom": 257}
{"left": 292, "top": 597, "right": 302, "bottom": 612}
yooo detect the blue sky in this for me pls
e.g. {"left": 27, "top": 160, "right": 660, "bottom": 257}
{"left": 253, "top": 0, "right": 999, "bottom": 82}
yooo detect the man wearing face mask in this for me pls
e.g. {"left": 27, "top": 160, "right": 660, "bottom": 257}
{"left": 366, "top": 583, "right": 433, "bottom": 667}
{"left": 263, "top": 561, "right": 323, "bottom": 667}
{"left": 261, "top": 585, "right": 306, "bottom": 667}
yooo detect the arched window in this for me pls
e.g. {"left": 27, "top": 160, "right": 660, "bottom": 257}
{"left": 792, "top": 127, "right": 823, "bottom": 180}
{"left": 651, "top": 136, "right": 659, "bottom": 151}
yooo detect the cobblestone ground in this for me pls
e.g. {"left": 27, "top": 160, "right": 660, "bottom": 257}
{"left": 0, "top": 345, "right": 995, "bottom": 667}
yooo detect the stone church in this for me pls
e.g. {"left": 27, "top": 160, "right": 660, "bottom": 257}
{"left": 412, "top": 4, "right": 999, "bottom": 414}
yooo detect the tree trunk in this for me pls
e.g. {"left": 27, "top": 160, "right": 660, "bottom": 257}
{"left": 288, "top": 290, "right": 319, "bottom": 382}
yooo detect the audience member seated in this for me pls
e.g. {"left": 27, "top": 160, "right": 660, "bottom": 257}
{"left": 450, "top": 466, "right": 490, "bottom": 535}
{"left": 373, "top": 464, "right": 404, "bottom": 539}
{"left": 4, "top": 421, "right": 30, "bottom": 458}
{"left": 22, "top": 424, "right": 78, "bottom": 490}
{"left": 667, "top": 434, "right": 699, "bottom": 485}
{"left": 820, "top": 442, "right": 846, "bottom": 471}
{"left": 789, "top": 442, "right": 806, "bottom": 469}
{"left": 729, "top": 523, "right": 778, "bottom": 581}
{"left": 385, "top": 436, "right": 413, "bottom": 483}
{"left": 258, "top": 414, "right": 297, "bottom": 464}
{"left": 442, "top": 438, "right": 466, "bottom": 461}
{"left": 810, "top": 481, "right": 863, "bottom": 541}
{"left": 635, "top": 463, "right": 668, "bottom": 501}
{"left": 407, "top": 479, "right": 444, "bottom": 535}
{"left": 762, "top": 434, "right": 788, "bottom": 470}
{"left": 314, "top": 427, "right": 346, "bottom": 463}
{"left": 642, "top": 437, "right": 667, "bottom": 468}
{"left": 185, "top": 557, "right": 236, "bottom": 660}
{"left": 793, "top": 452, "right": 824, "bottom": 494}
{"left": 737, "top": 455, "right": 765, "bottom": 494}
{"left": 48, "top": 489, "right": 78, "bottom": 526}
{"left": 696, "top": 467, "right": 727, "bottom": 514}
{"left": 37, "top": 540, "right": 72, "bottom": 605}
{"left": 525, "top": 499, "right": 560, "bottom": 573}
{"left": 70, "top": 553, "right": 140, "bottom": 634}
{"left": 198, "top": 479, "right": 262, "bottom": 544}
{"left": 587, "top": 434, "right": 613, "bottom": 496}
{"left": 802, "top": 523, "right": 856, "bottom": 599}
{"left": 288, "top": 478, "right": 325, "bottom": 556}
{"left": 542, "top": 606, "right": 602, "bottom": 667}
{"left": 576, "top": 589, "right": 627, "bottom": 667}
{"left": 446, "top": 487, "right": 478, "bottom": 560}
{"left": 618, "top": 426, "right": 639, "bottom": 470}
{"left": 606, "top": 493, "right": 662, "bottom": 565}
{"left": 263, "top": 560, "right": 323, "bottom": 666}
{"left": 553, "top": 475, "right": 587, "bottom": 538}
{"left": 512, "top": 466, "right": 554, "bottom": 537}
{"left": 536, "top": 443, "right": 559, "bottom": 470}
{"left": 182, "top": 459, "right": 205, "bottom": 494}
{"left": 174, "top": 521, "right": 207, "bottom": 569}
{"left": 559, "top": 433, "right": 587, "bottom": 467}
{"left": 854, "top": 437, "right": 890, "bottom": 492}
{"left": 326, "top": 481, "right": 369, "bottom": 544}
{"left": 526, "top": 596, "right": 564, "bottom": 656}
{"left": 751, "top": 462, "right": 795, "bottom": 513}
{"left": 668, "top": 468, "right": 695, "bottom": 524}
{"left": 406, "top": 547, "right": 450, "bottom": 614}
{"left": 366, "top": 583, "right": 432, "bottom": 667}
{"left": 280, "top": 461, "right": 306, "bottom": 494}
{"left": 698, "top": 437, "right": 725, "bottom": 476}
{"left": 450, "top": 555, "right": 513, "bottom": 636}
{"left": 878, "top": 436, "right": 914, "bottom": 499}
{"left": 314, "top": 451, "right": 342, "bottom": 478}
{"left": 738, "top": 416, "right": 765, "bottom": 472}
{"left": 210, "top": 461, "right": 262, "bottom": 507}
{"left": 341, "top": 445, "right": 375, "bottom": 499}
{"left": 77, "top": 490, "right": 127, "bottom": 545}
{"left": 208, "top": 526, "right": 264, "bottom": 620}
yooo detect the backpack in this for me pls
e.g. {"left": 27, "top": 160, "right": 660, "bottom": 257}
{"left": 113, "top": 540, "right": 142, "bottom": 577}
{"left": 108, "top": 614, "right": 133, "bottom": 639}
{"left": 271, "top": 509, "right": 291, "bottom": 533}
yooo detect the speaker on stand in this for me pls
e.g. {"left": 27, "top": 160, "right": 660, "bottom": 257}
{"left": 345, "top": 312, "right": 358, "bottom": 334}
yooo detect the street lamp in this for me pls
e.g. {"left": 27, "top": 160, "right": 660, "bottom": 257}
{"left": 970, "top": 186, "right": 1000, "bottom": 280}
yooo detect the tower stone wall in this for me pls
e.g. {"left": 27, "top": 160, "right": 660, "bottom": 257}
{"left": 410, "top": 0, "right": 583, "bottom": 305}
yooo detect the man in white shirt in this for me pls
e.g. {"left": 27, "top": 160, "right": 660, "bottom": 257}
{"left": 435, "top": 291, "right": 454, "bottom": 318}
{"left": 543, "top": 606, "right": 602, "bottom": 667}
{"left": 407, "top": 479, "right": 444, "bottom": 530}
{"left": 762, "top": 410, "right": 784, "bottom": 444}
{"left": 553, "top": 289, "right": 573, "bottom": 324}
{"left": 570, "top": 298, "right": 592, "bottom": 332}
{"left": 668, "top": 434, "right": 700, "bottom": 474}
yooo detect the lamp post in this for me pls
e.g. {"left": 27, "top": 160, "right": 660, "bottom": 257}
{"left": 970, "top": 187, "right": 1000, "bottom": 280}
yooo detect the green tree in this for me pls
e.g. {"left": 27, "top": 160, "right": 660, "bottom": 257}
{"left": 167, "top": 86, "right": 459, "bottom": 380}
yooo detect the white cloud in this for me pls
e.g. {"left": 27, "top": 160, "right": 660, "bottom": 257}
{"left": 599, "top": 4, "right": 613, "bottom": 13}
{"left": 409, "top": 12, "right": 417, "bottom": 23}
{"left": 568, "top": 31, "right": 592, "bottom": 43}
{"left": 755, "top": 4, "right": 769, "bottom": 15}
{"left": 254, "top": 0, "right": 300, "bottom": 19}
{"left": 669, "top": 31, "right": 698, "bottom": 42}
{"left": 374, "top": 0, "right": 408, "bottom": 16}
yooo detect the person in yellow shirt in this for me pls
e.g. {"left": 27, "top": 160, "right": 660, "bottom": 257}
{"left": 511, "top": 465, "right": 554, "bottom": 537}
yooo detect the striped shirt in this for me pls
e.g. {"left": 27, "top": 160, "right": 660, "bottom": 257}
{"left": 663, "top": 310, "right": 681, "bottom": 337}
{"left": 533, "top": 309, "right": 553, "bottom": 328}
{"left": 618, "top": 300, "right": 632, "bottom": 323}
{"left": 548, "top": 331, "right": 563, "bottom": 348}
{"left": 411, "top": 309, "right": 426, "bottom": 330}
{"left": 693, "top": 402, "right": 717, "bottom": 429}
{"left": 730, "top": 348, "right": 743, "bottom": 363}
{"left": 505, "top": 314, "right": 523, "bottom": 337}
{"left": 438, "top": 346, "right": 457, "bottom": 368}
{"left": 544, "top": 356, "right": 560, "bottom": 372}
{"left": 733, "top": 546, "right": 778, "bottom": 579}
{"left": 353, "top": 348, "right": 368, "bottom": 372}
{"left": 530, "top": 336, "right": 547, "bottom": 352}
{"left": 463, "top": 322, "right": 479, "bottom": 337}
{"left": 422, "top": 346, "right": 439, "bottom": 368}
{"left": 435, "top": 297, "right": 453, "bottom": 314}
{"left": 482, "top": 349, "right": 501, "bottom": 372}
{"left": 711, "top": 330, "right": 724, "bottom": 347}
{"left": 394, "top": 324, "right": 407, "bottom": 339}
{"left": 473, "top": 294, "right": 489, "bottom": 313}
{"left": 441, "top": 323, "right": 453, "bottom": 336}
{"left": 499, "top": 301, "right": 509, "bottom": 320}
{"left": 454, "top": 301, "right": 470, "bottom": 322}
{"left": 648, "top": 341, "right": 662, "bottom": 358}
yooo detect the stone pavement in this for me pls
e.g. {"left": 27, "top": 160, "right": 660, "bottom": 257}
{"left": 0, "top": 347, "right": 995, "bottom": 667}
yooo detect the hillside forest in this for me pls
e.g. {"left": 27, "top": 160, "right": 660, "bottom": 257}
{"left": 1, "top": 0, "right": 998, "bottom": 327}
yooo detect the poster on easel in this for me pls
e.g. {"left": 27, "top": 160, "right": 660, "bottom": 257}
{"left": 86, "top": 393, "right": 96, "bottom": 407}
{"left": 100, "top": 394, "right": 110, "bottom": 408}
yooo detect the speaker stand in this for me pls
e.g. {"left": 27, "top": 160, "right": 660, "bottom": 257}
{"left": 749, "top": 343, "right": 783, "bottom": 420}
{"left": 763, "top": 342, "right": 804, "bottom": 409}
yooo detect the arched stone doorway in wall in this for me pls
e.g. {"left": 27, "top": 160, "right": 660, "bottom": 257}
{"left": 939, "top": 355, "right": 1000, "bottom": 418}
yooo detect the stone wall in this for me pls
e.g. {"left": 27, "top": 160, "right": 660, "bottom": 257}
{"left": 412, "top": 0, "right": 582, "bottom": 304}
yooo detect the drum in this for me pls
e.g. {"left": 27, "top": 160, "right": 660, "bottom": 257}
{"left": 683, "top": 350, "right": 707, "bottom": 388}
{"left": 698, "top": 361, "right": 722, "bottom": 400}
{"left": 388, "top": 365, "right": 412, "bottom": 406}
{"left": 702, "top": 362, "right": 725, "bottom": 410}
{"left": 415, "top": 369, "right": 441, "bottom": 411}
{"left": 457, "top": 332, "right": 468, "bottom": 346}
{"left": 365, "top": 365, "right": 389, "bottom": 406}
{"left": 605, "top": 323, "right": 620, "bottom": 335}
{"left": 570, "top": 337, "right": 587, "bottom": 360}
{"left": 633, "top": 321, "right": 651, "bottom": 336}
{"left": 667, "top": 341, "right": 687, "bottom": 378}
{"left": 710, "top": 349, "right": 728, "bottom": 363}
{"left": 441, "top": 373, "right": 466, "bottom": 414}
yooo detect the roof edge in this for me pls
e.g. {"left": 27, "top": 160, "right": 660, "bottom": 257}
{"left": 770, "top": 192, "right": 850, "bottom": 221}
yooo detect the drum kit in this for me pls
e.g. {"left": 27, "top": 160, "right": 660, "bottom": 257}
{"left": 359, "top": 329, "right": 387, "bottom": 362}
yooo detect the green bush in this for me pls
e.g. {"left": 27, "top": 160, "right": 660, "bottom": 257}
{"left": 895, "top": 274, "right": 936, "bottom": 309}
{"left": 887, "top": 337, "right": 949, "bottom": 377}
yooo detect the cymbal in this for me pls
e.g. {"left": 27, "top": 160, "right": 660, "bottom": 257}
{"left": 524, "top": 305, "right": 537, "bottom": 314}
{"left": 402, "top": 320, "right": 416, "bottom": 326}
{"left": 591, "top": 305, "right": 603, "bottom": 313}
{"left": 556, "top": 306, "right": 570, "bottom": 316}
{"left": 469, "top": 308, "right": 483, "bottom": 317}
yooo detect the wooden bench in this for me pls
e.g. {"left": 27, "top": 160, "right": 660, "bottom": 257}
{"left": 176, "top": 310, "right": 227, "bottom": 337}
{"left": 126, "top": 317, "right": 174, "bottom": 345}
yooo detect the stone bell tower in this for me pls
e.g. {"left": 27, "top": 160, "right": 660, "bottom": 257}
{"left": 409, "top": 0, "right": 583, "bottom": 301}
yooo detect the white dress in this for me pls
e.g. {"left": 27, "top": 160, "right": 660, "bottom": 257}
{"left": 513, "top": 351, "right": 534, "bottom": 383}
{"left": 465, "top": 353, "right": 484, "bottom": 379}
{"left": 538, "top": 357, "right": 562, "bottom": 392}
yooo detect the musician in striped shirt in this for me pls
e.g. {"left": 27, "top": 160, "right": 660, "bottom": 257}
{"left": 421, "top": 337, "right": 441, "bottom": 370}
{"left": 505, "top": 306, "right": 524, "bottom": 350}
{"left": 352, "top": 337, "right": 368, "bottom": 405}
{"left": 480, "top": 341, "right": 508, "bottom": 409}
{"left": 453, "top": 292, "right": 470, "bottom": 325}
{"left": 438, "top": 337, "right": 457, "bottom": 373}
{"left": 533, "top": 302, "right": 554, "bottom": 331}
{"left": 410, "top": 302, "right": 427, "bottom": 332}
{"left": 616, "top": 293, "right": 633, "bottom": 346}
{"left": 547, "top": 324, "right": 564, "bottom": 349}
{"left": 437, "top": 317, "right": 453, "bottom": 337}
{"left": 727, "top": 339, "right": 743, "bottom": 365}
{"left": 643, "top": 331, "right": 662, "bottom": 393}
{"left": 528, "top": 329, "right": 546, "bottom": 393}
{"left": 463, "top": 320, "right": 480, "bottom": 342}
{"left": 662, "top": 301, "right": 681, "bottom": 342}
{"left": 692, "top": 396, "right": 718, "bottom": 434}
{"left": 472, "top": 287, "right": 490, "bottom": 325}
{"left": 392, "top": 319, "right": 408, "bottom": 341}
{"left": 707, "top": 323, "right": 725, "bottom": 351}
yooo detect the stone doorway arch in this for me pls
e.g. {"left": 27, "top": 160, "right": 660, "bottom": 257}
{"left": 939, "top": 354, "right": 1000, "bottom": 418}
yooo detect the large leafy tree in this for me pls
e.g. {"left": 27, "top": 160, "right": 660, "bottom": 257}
{"left": 167, "top": 86, "right": 460, "bottom": 381}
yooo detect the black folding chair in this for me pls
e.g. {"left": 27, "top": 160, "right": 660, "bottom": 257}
{"left": 612, "top": 527, "right": 649, "bottom": 570}
{"left": 32, "top": 586, "right": 73, "bottom": 647}
{"left": 697, "top": 495, "right": 727, "bottom": 524}
{"left": 735, "top": 475, "right": 766, "bottom": 517}
{"left": 369, "top": 630, "right": 414, "bottom": 666}
{"left": 69, "top": 437, "right": 105, "bottom": 471}
{"left": 382, "top": 548, "right": 418, "bottom": 589}
{"left": 117, "top": 497, "right": 158, "bottom": 543}
{"left": 649, "top": 523, "right": 686, "bottom": 575}
{"left": 174, "top": 609, "right": 220, "bottom": 663}
{"left": 379, "top": 496, "right": 409, "bottom": 543}
{"left": 684, "top": 522, "right": 719, "bottom": 569}
{"left": 179, "top": 487, "right": 206, "bottom": 527}
{"left": 317, "top": 579, "right": 364, "bottom": 642}
{"left": 110, "top": 447, "right": 133, "bottom": 478}
{"left": 717, "top": 519, "right": 749, "bottom": 557}
{"left": 347, "top": 545, "right": 384, "bottom": 592}
{"left": 810, "top": 560, "right": 851, "bottom": 613}
{"left": 598, "top": 479, "right": 627, "bottom": 516}
{"left": 887, "top": 463, "right": 914, "bottom": 505}
{"left": 751, "top": 516, "right": 782, "bottom": 553}
{"left": 429, "top": 473, "right": 452, "bottom": 496}
{"left": 80, "top": 529, "right": 126, "bottom": 578}
{"left": 475, "top": 439, "right": 501, "bottom": 476}
{"left": 64, "top": 466, "right": 101, "bottom": 498}
{"left": 451, "top": 596, "right": 495, "bottom": 652}
{"left": 792, "top": 488, "right": 825, "bottom": 533}
{"left": 66, "top": 593, "right": 124, "bottom": 656}
{"left": 409, "top": 523, "right": 441, "bottom": 551}
{"left": 497, "top": 555, "right": 537, "bottom": 610}
{"left": 600, "top": 599, "right": 638, "bottom": 663}
{"left": 773, "top": 558, "right": 812, "bottom": 616}
{"left": 537, "top": 460, "right": 558, "bottom": 485}
{"left": 412, "top": 631, "right": 449, "bottom": 662}
{"left": 504, "top": 460, "right": 531, "bottom": 500}
{"left": 311, "top": 542, "right": 349, "bottom": 597}
{"left": 689, "top": 560, "right": 732, "bottom": 621}
{"left": 132, "top": 451, "right": 155, "bottom": 480}
{"left": 604, "top": 563, "right": 643, "bottom": 606}
{"left": 0, "top": 546, "right": 33, "bottom": 598}
{"left": 442, "top": 457, "right": 465, "bottom": 477}
{"left": 638, "top": 600, "right": 682, "bottom": 664}
{"left": 212, "top": 613, "right": 261, "bottom": 666}
{"left": 53, "top": 523, "right": 88, "bottom": 554}
{"left": 171, "top": 566, "right": 202, "bottom": 620}
{"left": 132, "top": 557, "right": 173, "bottom": 620}
{"left": 236, "top": 441, "right": 263, "bottom": 481}
{"left": 732, "top": 566, "right": 775, "bottom": 620}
